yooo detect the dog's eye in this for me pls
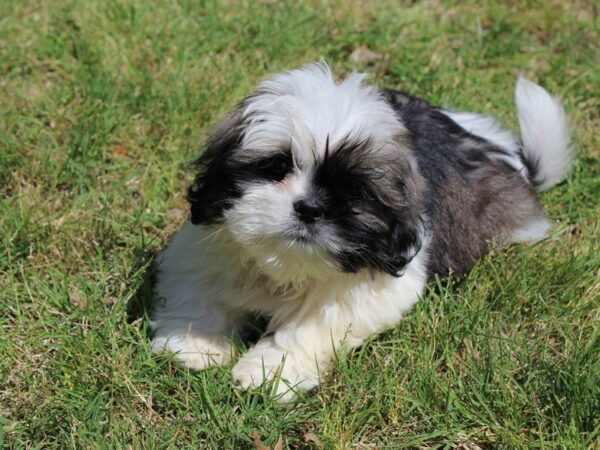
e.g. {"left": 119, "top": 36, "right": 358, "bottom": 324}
{"left": 255, "top": 152, "right": 293, "bottom": 181}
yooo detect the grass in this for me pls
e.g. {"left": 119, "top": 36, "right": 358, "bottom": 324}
{"left": 1, "top": 0, "right": 599, "bottom": 448}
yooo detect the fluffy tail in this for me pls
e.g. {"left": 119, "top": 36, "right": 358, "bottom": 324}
{"left": 515, "top": 76, "right": 574, "bottom": 192}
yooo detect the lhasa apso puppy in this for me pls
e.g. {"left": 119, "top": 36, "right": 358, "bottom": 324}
{"left": 150, "top": 63, "right": 573, "bottom": 400}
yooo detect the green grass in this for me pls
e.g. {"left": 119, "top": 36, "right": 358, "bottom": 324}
{"left": 1, "top": 0, "right": 599, "bottom": 448}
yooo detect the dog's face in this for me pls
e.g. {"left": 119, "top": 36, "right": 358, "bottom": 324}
{"left": 188, "top": 64, "right": 423, "bottom": 282}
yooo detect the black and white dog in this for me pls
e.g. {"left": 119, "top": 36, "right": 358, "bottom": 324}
{"left": 151, "top": 63, "right": 573, "bottom": 400}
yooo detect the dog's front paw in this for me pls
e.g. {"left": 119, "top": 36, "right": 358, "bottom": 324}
{"left": 151, "top": 332, "right": 233, "bottom": 370}
{"left": 232, "top": 338, "right": 320, "bottom": 401}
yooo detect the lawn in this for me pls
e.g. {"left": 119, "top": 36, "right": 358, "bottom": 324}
{"left": 1, "top": 0, "right": 599, "bottom": 448}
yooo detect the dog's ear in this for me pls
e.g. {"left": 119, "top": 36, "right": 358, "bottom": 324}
{"left": 383, "top": 151, "right": 425, "bottom": 277}
{"left": 188, "top": 110, "right": 246, "bottom": 224}
{"left": 385, "top": 218, "right": 422, "bottom": 276}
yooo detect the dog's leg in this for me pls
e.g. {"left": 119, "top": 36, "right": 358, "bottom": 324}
{"left": 151, "top": 300, "right": 240, "bottom": 370}
{"left": 150, "top": 223, "right": 242, "bottom": 370}
{"left": 233, "top": 258, "right": 428, "bottom": 400}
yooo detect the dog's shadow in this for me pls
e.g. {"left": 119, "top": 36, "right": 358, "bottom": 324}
{"left": 126, "top": 247, "right": 159, "bottom": 334}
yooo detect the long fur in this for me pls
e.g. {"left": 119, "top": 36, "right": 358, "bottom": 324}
{"left": 151, "top": 63, "right": 573, "bottom": 400}
{"left": 515, "top": 76, "right": 574, "bottom": 192}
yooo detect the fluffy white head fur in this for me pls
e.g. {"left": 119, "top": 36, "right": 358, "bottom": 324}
{"left": 242, "top": 63, "right": 404, "bottom": 165}
{"left": 222, "top": 63, "right": 412, "bottom": 284}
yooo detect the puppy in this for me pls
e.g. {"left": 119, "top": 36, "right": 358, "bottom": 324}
{"left": 150, "top": 63, "right": 573, "bottom": 400}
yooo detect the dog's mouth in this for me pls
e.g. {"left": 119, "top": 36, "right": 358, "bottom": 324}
{"left": 283, "top": 226, "right": 318, "bottom": 247}
{"left": 287, "top": 232, "right": 314, "bottom": 246}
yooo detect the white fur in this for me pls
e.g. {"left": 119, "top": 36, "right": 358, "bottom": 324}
{"left": 444, "top": 77, "right": 573, "bottom": 192}
{"left": 223, "top": 172, "right": 345, "bottom": 285}
{"left": 515, "top": 76, "right": 574, "bottom": 192}
{"left": 443, "top": 110, "right": 520, "bottom": 154}
{"left": 442, "top": 110, "right": 529, "bottom": 179}
{"left": 152, "top": 222, "right": 429, "bottom": 400}
{"left": 510, "top": 218, "right": 551, "bottom": 243}
{"left": 242, "top": 63, "right": 405, "bottom": 170}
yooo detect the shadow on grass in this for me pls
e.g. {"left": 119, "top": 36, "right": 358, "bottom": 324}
{"left": 126, "top": 247, "right": 159, "bottom": 335}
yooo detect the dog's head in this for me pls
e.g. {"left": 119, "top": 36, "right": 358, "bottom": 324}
{"left": 188, "top": 63, "right": 423, "bottom": 282}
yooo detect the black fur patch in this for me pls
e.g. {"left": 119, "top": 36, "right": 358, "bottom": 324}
{"left": 188, "top": 107, "right": 294, "bottom": 225}
{"left": 312, "top": 136, "right": 422, "bottom": 276}
{"left": 383, "top": 89, "right": 545, "bottom": 278}
{"left": 188, "top": 111, "right": 246, "bottom": 225}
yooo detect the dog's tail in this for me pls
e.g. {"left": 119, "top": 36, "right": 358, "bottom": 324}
{"left": 515, "top": 76, "right": 575, "bottom": 192}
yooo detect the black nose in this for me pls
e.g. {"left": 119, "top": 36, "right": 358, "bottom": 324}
{"left": 293, "top": 199, "right": 323, "bottom": 224}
